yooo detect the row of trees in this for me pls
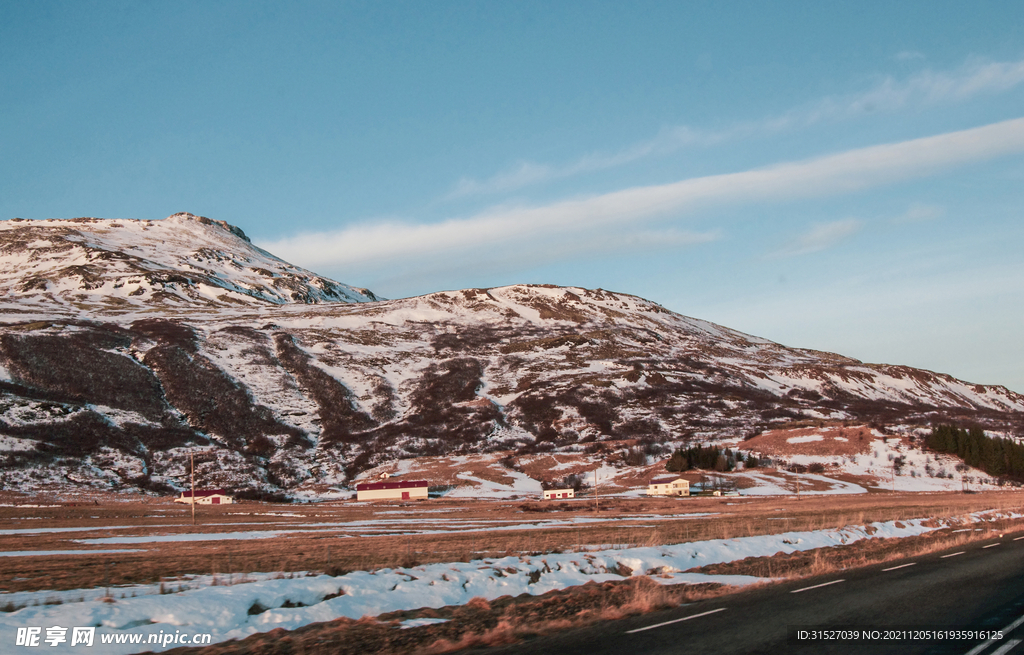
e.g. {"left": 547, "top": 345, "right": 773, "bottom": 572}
{"left": 665, "top": 445, "right": 760, "bottom": 472}
{"left": 926, "top": 424, "right": 1024, "bottom": 481}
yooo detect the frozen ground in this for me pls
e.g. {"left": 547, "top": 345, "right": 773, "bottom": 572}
{"left": 0, "top": 513, "right": 721, "bottom": 554}
{"left": 0, "top": 549, "right": 141, "bottom": 558}
{"left": 1, "top": 509, "right": 1016, "bottom": 654}
{"left": 784, "top": 436, "right": 1001, "bottom": 493}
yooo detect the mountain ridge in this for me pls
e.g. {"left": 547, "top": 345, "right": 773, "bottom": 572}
{"left": 0, "top": 214, "right": 1021, "bottom": 497}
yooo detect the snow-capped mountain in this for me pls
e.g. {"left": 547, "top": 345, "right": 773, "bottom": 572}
{"left": 0, "top": 213, "right": 378, "bottom": 314}
{"left": 0, "top": 215, "right": 1021, "bottom": 496}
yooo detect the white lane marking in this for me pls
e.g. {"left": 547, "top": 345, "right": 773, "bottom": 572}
{"left": 882, "top": 562, "right": 916, "bottom": 572}
{"left": 625, "top": 607, "right": 727, "bottom": 634}
{"left": 984, "top": 543, "right": 1002, "bottom": 549}
{"left": 941, "top": 551, "right": 966, "bottom": 558}
{"left": 990, "top": 638, "right": 1023, "bottom": 655}
{"left": 965, "top": 614, "right": 1024, "bottom": 655}
{"left": 791, "top": 579, "right": 845, "bottom": 594}
{"left": 1014, "top": 536, "right": 1024, "bottom": 541}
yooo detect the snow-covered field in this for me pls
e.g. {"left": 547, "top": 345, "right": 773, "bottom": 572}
{"left": 2, "top": 509, "right": 1016, "bottom": 654}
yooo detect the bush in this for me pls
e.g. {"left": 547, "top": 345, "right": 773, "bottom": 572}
{"left": 562, "top": 473, "right": 590, "bottom": 492}
{"left": 246, "top": 434, "right": 275, "bottom": 458}
{"left": 622, "top": 447, "right": 647, "bottom": 466}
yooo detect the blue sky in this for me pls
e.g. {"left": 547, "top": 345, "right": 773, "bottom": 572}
{"left": 2, "top": 1, "right": 1024, "bottom": 392}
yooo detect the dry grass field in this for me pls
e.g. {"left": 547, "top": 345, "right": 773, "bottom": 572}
{"left": 744, "top": 423, "right": 876, "bottom": 457}
{"left": 148, "top": 490, "right": 1024, "bottom": 655}
{"left": 3, "top": 488, "right": 1023, "bottom": 597}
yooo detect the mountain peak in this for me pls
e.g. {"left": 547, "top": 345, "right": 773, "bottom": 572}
{"left": 164, "top": 212, "right": 251, "bottom": 243}
{"left": 0, "top": 213, "right": 379, "bottom": 315}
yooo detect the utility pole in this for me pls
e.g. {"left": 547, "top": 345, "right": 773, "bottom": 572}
{"left": 594, "top": 468, "right": 599, "bottom": 513}
{"left": 190, "top": 449, "right": 196, "bottom": 526}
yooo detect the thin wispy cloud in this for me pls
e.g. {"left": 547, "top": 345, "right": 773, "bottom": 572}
{"left": 449, "top": 56, "right": 1024, "bottom": 198}
{"left": 449, "top": 162, "right": 554, "bottom": 197}
{"left": 895, "top": 51, "right": 926, "bottom": 62}
{"left": 447, "top": 125, "right": 716, "bottom": 198}
{"left": 803, "top": 57, "right": 1024, "bottom": 122}
{"left": 894, "top": 202, "right": 943, "bottom": 224}
{"left": 267, "top": 117, "right": 1024, "bottom": 276}
{"left": 772, "top": 219, "right": 864, "bottom": 258}
{"left": 448, "top": 125, "right": 732, "bottom": 199}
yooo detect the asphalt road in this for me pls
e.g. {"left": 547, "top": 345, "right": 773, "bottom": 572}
{"left": 485, "top": 533, "right": 1024, "bottom": 655}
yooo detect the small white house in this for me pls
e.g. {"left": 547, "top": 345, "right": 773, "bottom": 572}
{"left": 174, "top": 489, "right": 234, "bottom": 505}
{"left": 647, "top": 476, "right": 690, "bottom": 497}
{"left": 355, "top": 479, "right": 429, "bottom": 501}
{"left": 543, "top": 488, "right": 575, "bottom": 500}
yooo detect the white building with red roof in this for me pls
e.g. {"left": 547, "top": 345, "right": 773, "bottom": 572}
{"left": 173, "top": 489, "right": 234, "bottom": 505}
{"left": 355, "top": 478, "right": 429, "bottom": 501}
{"left": 543, "top": 488, "right": 575, "bottom": 500}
